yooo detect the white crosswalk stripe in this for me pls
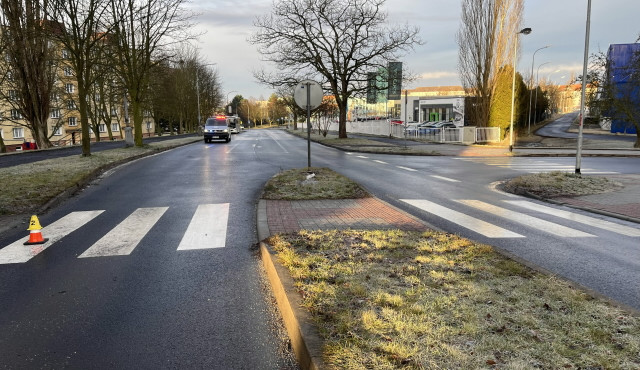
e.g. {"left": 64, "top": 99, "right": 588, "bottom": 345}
{"left": 79, "top": 207, "right": 168, "bottom": 258}
{"left": 504, "top": 200, "right": 640, "bottom": 237}
{"left": 453, "top": 157, "right": 619, "bottom": 174}
{"left": 457, "top": 200, "right": 595, "bottom": 237}
{"left": 400, "top": 199, "right": 524, "bottom": 238}
{"left": 400, "top": 198, "right": 638, "bottom": 239}
{"left": 0, "top": 211, "right": 104, "bottom": 264}
{"left": 177, "top": 203, "right": 229, "bottom": 250}
{"left": 0, "top": 204, "right": 232, "bottom": 264}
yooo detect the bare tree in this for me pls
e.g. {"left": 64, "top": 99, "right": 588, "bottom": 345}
{"left": 0, "top": 0, "right": 58, "bottom": 149}
{"left": 47, "top": 0, "right": 112, "bottom": 156}
{"left": 456, "top": 0, "right": 524, "bottom": 127}
{"left": 276, "top": 85, "right": 305, "bottom": 130}
{"left": 107, "top": 0, "right": 196, "bottom": 146}
{"left": 313, "top": 95, "right": 338, "bottom": 136}
{"left": 251, "top": 0, "right": 421, "bottom": 138}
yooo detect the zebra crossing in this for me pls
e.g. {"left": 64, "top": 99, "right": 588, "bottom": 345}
{"left": 0, "top": 203, "right": 229, "bottom": 265}
{"left": 453, "top": 157, "right": 620, "bottom": 174}
{"left": 401, "top": 198, "right": 640, "bottom": 239}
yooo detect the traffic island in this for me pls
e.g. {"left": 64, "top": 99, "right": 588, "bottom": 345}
{"left": 258, "top": 167, "right": 640, "bottom": 369}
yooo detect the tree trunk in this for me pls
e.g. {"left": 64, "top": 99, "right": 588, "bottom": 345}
{"left": 338, "top": 103, "right": 348, "bottom": 138}
{"left": 132, "top": 100, "right": 144, "bottom": 147}
{"left": 78, "top": 84, "right": 92, "bottom": 156}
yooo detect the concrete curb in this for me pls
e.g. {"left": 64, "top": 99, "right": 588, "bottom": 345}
{"left": 257, "top": 200, "right": 325, "bottom": 370}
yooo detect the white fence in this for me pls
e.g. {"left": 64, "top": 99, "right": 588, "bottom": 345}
{"left": 301, "top": 120, "right": 501, "bottom": 144}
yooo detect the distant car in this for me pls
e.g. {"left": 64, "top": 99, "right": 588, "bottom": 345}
{"left": 203, "top": 115, "right": 231, "bottom": 143}
{"left": 419, "top": 121, "right": 457, "bottom": 134}
{"left": 402, "top": 122, "right": 420, "bottom": 134}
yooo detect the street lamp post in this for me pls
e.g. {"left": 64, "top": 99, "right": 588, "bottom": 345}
{"left": 226, "top": 91, "right": 238, "bottom": 115}
{"left": 528, "top": 45, "right": 550, "bottom": 135}
{"left": 533, "top": 62, "right": 550, "bottom": 124}
{"left": 576, "top": 0, "right": 592, "bottom": 174}
{"left": 509, "top": 27, "right": 532, "bottom": 152}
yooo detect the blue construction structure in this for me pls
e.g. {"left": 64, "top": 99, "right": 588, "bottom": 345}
{"left": 606, "top": 43, "right": 640, "bottom": 134}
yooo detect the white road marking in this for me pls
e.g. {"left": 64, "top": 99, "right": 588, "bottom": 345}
{"left": 457, "top": 200, "right": 595, "bottom": 237}
{"left": 79, "top": 207, "right": 168, "bottom": 258}
{"left": 400, "top": 199, "right": 524, "bottom": 238}
{"left": 373, "top": 160, "right": 388, "bottom": 164}
{"left": 397, "top": 166, "right": 418, "bottom": 172}
{"left": 431, "top": 175, "right": 460, "bottom": 183}
{"left": 0, "top": 211, "right": 104, "bottom": 264}
{"left": 505, "top": 200, "right": 640, "bottom": 237}
{"left": 357, "top": 155, "right": 368, "bottom": 159}
{"left": 177, "top": 203, "right": 229, "bottom": 250}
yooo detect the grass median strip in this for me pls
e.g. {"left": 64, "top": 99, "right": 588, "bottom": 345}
{"left": 267, "top": 229, "right": 640, "bottom": 369}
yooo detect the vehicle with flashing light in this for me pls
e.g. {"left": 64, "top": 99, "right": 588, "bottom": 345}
{"left": 203, "top": 115, "right": 231, "bottom": 143}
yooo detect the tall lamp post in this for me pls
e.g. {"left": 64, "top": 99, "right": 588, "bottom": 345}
{"left": 533, "top": 62, "right": 550, "bottom": 124}
{"left": 226, "top": 91, "right": 238, "bottom": 115}
{"left": 509, "top": 27, "right": 532, "bottom": 152}
{"left": 576, "top": 0, "right": 592, "bottom": 174}
{"left": 527, "top": 45, "right": 550, "bottom": 135}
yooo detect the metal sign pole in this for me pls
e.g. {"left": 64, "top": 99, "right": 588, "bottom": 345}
{"left": 306, "top": 82, "right": 311, "bottom": 168}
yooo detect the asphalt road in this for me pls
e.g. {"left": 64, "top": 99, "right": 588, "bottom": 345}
{"left": 536, "top": 111, "right": 637, "bottom": 142}
{"left": 0, "top": 131, "right": 298, "bottom": 369}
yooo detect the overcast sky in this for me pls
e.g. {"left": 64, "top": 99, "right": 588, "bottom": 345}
{"left": 187, "top": 0, "right": 640, "bottom": 100}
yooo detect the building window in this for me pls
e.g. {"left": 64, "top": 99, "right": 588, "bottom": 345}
{"left": 62, "top": 49, "right": 70, "bottom": 59}
{"left": 51, "top": 109, "right": 60, "bottom": 118}
{"left": 110, "top": 106, "right": 118, "bottom": 116}
{"left": 146, "top": 121, "right": 152, "bottom": 130}
{"left": 51, "top": 93, "right": 59, "bottom": 102}
{"left": 67, "top": 100, "right": 76, "bottom": 110}
{"left": 68, "top": 117, "right": 77, "bottom": 126}
{"left": 64, "top": 67, "right": 73, "bottom": 76}
{"left": 99, "top": 124, "right": 106, "bottom": 133}
{"left": 53, "top": 126, "right": 62, "bottom": 136}
{"left": 111, "top": 123, "right": 119, "bottom": 132}
{"left": 11, "top": 109, "right": 22, "bottom": 120}
{"left": 13, "top": 127, "right": 24, "bottom": 138}
{"left": 65, "top": 83, "right": 74, "bottom": 93}
{"left": 8, "top": 90, "right": 18, "bottom": 100}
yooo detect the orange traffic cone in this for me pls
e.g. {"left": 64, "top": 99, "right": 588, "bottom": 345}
{"left": 24, "top": 215, "right": 49, "bottom": 245}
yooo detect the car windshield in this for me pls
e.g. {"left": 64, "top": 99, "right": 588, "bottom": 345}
{"left": 205, "top": 118, "right": 227, "bottom": 127}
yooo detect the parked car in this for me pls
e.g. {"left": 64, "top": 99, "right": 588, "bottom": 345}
{"left": 419, "top": 121, "right": 457, "bottom": 134}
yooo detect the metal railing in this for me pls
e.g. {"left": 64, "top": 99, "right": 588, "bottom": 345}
{"left": 301, "top": 119, "right": 501, "bottom": 144}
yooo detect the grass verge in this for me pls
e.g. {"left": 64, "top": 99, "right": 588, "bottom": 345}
{"left": 267, "top": 229, "right": 640, "bottom": 369}
{"left": 0, "top": 137, "right": 199, "bottom": 216}
{"left": 262, "top": 167, "right": 369, "bottom": 200}
{"left": 502, "top": 171, "right": 623, "bottom": 198}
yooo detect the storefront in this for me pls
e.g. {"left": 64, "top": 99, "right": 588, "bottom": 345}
{"left": 400, "top": 96, "right": 466, "bottom": 126}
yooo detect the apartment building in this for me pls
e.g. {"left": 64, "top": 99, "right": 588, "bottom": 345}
{"left": 1, "top": 36, "right": 155, "bottom": 152}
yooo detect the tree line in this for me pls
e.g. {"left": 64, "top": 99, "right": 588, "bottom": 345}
{"left": 0, "top": 0, "right": 223, "bottom": 155}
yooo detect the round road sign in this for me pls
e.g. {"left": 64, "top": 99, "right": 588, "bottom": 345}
{"left": 294, "top": 80, "right": 323, "bottom": 110}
